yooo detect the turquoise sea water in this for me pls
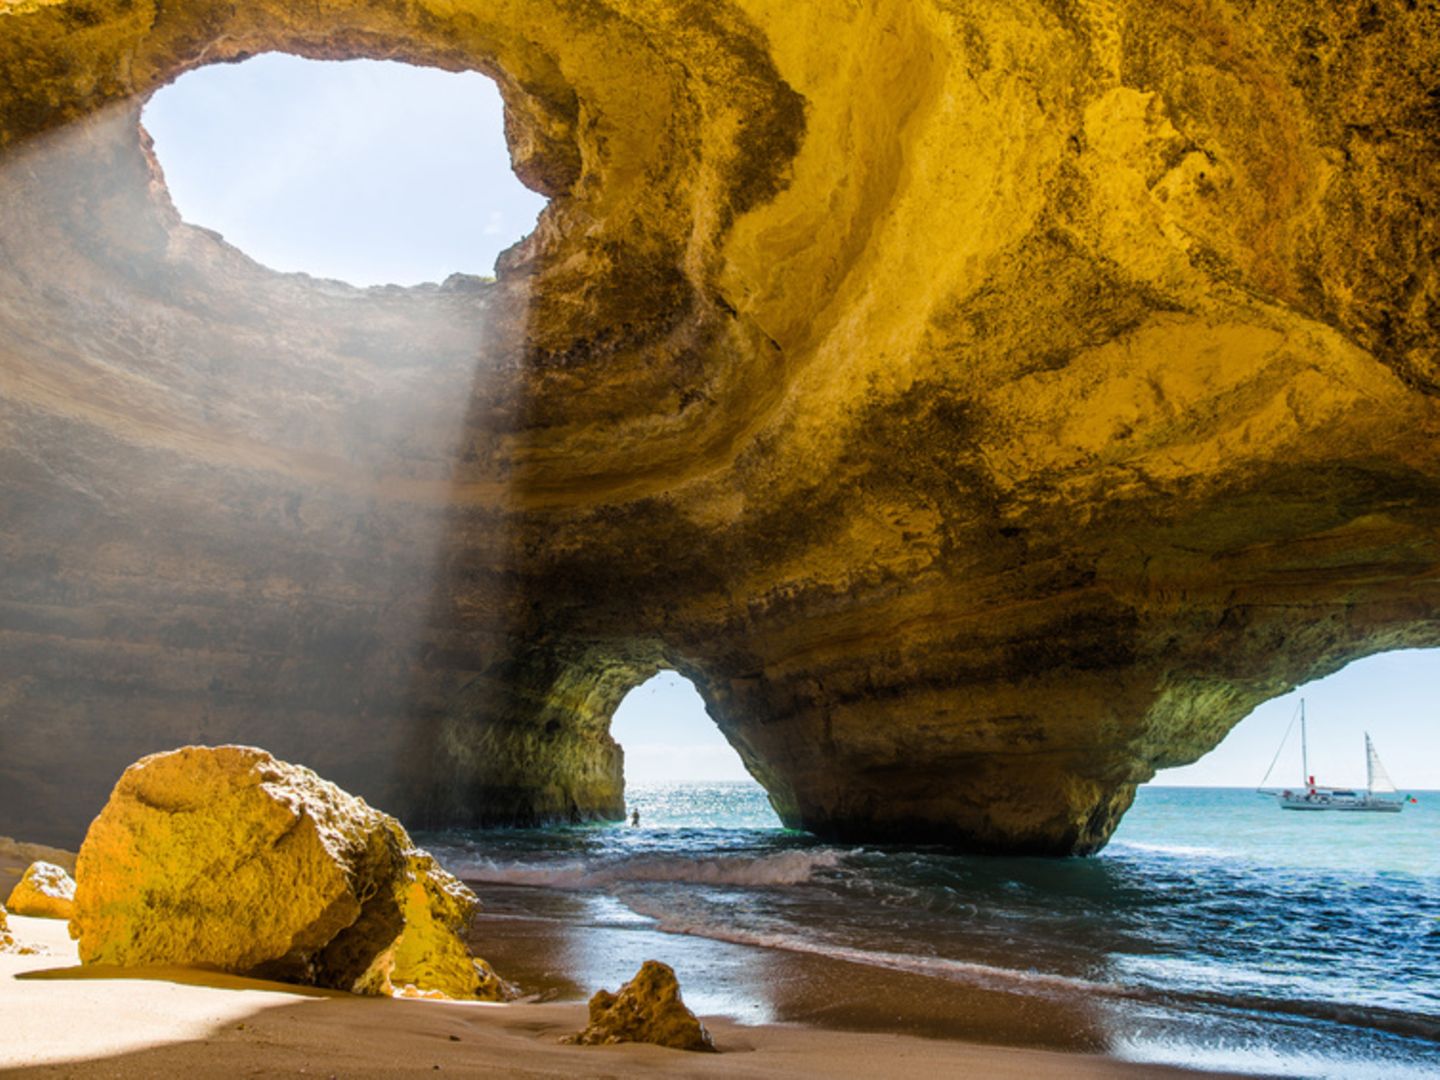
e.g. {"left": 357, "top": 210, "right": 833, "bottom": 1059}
{"left": 425, "top": 783, "right": 1439, "bottom": 1078}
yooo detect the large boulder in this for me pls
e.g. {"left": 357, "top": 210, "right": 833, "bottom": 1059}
{"left": 5, "top": 861, "right": 75, "bottom": 919}
{"left": 69, "top": 745, "right": 511, "bottom": 999}
{"left": 568, "top": 961, "right": 716, "bottom": 1052}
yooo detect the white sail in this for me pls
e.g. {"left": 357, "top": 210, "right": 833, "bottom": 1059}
{"left": 1366, "top": 734, "right": 1398, "bottom": 794}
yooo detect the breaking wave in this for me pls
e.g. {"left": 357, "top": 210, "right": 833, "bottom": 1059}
{"left": 449, "top": 848, "right": 843, "bottom": 890}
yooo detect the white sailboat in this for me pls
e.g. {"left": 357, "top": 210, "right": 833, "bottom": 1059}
{"left": 1258, "top": 699, "right": 1412, "bottom": 812}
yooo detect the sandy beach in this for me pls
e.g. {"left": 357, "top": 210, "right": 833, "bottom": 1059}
{"left": 0, "top": 913, "right": 1251, "bottom": 1079}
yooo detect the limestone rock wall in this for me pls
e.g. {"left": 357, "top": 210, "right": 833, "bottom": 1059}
{"left": 1, "top": 0, "right": 1437, "bottom": 853}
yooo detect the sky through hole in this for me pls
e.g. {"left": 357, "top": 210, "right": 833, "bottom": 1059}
{"left": 610, "top": 671, "right": 753, "bottom": 786}
{"left": 142, "top": 54, "right": 547, "bottom": 287}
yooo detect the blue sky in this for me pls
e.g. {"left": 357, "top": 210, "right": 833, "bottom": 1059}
{"left": 610, "top": 672, "right": 755, "bottom": 784}
{"left": 1151, "top": 649, "right": 1440, "bottom": 789}
{"left": 142, "top": 54, "right": 546, "bottom": 285}
{"left": 146, "top": 56, "right": 1440, "bottom": 792}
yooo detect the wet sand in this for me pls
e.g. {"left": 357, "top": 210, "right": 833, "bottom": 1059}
{"left": 1, "top": 913, "right": 1248, "bottom": 1078}
{"left": 471, "top": 900, "right": 1123, "bottom": 1053}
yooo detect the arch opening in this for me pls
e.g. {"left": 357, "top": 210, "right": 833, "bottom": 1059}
{"left": 1151, "top": 649, "right": 1440, "bottom": 792}
{"left": 141, "top": 53, "right": 548, "bottom": 287}
{"left": 608, "top": 670, "right": 781, "bottom": 828}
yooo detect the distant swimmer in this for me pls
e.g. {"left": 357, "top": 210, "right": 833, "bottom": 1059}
{"left": 630, "top": 808, "right": 640, "bottom": 826}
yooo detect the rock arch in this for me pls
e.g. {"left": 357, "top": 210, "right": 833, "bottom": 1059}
{"left": 1, "top": 0, "right": 1438, "bottom": 853}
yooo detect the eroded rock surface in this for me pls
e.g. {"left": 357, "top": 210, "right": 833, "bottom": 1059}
{"left": 0, "top": 1, "right": 1438, "bottom": 854}
{"left": 0, "top": 838, "right": 77, "bottom": 899}
{"left": 5, "top": 861, "right": 76, "bottom": 920}
{"left": 567, "top": 960, "right": 715, "bottom": 1052}
{"left": 70, "top": 745, "right": 510, "bottom": 999}
{"left": 390, "top": 848, "right": 518, "bottom": 1001}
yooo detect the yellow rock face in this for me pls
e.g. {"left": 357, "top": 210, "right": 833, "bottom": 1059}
{"left": 70, "top": 746, "right": 510, "bottom": 999}
{"left": 5, "top": 861, "right": 75, "bottom": 920}
{"left": 390, "top": 849, "right": 518, "bottom": 1001}
{"left": 0, "top": 2, "right": 1437, "bottom": 854}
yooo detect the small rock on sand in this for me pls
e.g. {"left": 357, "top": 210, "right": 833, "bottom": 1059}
{"left": 6, "top": 861, "right": 76, "bottom": 919}
{"left": 566, "top": 960, "right": 716, "bottom": 1052}
{"left": 0, "top": 837, "right": 77, "bottom": 899}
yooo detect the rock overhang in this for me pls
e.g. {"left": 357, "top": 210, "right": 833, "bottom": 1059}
{"left": 0, "top": 0, "right": 1437, "bottom": 854}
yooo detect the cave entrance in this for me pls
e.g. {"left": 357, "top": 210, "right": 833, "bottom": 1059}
{"left": 1115, "top": 648, "right": 1436, "bottom": 863}
{"left": 608, "top": 671, "right": 781, "bottom": 828}
{"left": 141, "top": 53, "right": 548, "bottom": 287}
{"left": 1151, "top": 649, "right": 1440, "bottom": 791}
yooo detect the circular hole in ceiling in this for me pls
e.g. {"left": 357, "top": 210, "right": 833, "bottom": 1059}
{"left": 142, "top": 53, "right": 549, "bottom": 288}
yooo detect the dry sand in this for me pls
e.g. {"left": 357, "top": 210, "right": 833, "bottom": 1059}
{"left": 0, "top": 914, "right": 1243, "bottom": 1079}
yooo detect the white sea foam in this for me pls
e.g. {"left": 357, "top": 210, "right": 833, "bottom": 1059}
{"left": 1108, "top": 840, "right": 1227, "bottom": 859}
{"left": 449, "top": 848, "right": 842, "bottom": 889}
{"left": 617, "top": 891, "right": 1120, "bottom": 999}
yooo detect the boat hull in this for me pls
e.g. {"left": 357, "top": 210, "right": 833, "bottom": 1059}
{"left": 1278, "top": 796, "right": 1404, "bottom": 813}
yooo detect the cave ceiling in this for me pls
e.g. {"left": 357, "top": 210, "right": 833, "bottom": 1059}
{"left": 0, "top": 0, "right": 1437, "bottom": 853}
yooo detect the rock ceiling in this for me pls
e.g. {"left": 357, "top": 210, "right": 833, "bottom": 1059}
{"left": 0, "top": 0, "right": 1437, "bottom": 852}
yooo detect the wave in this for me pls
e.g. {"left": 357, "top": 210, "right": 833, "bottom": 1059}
{"left": 1107, "top": 840, "right": 1229, "bottom": 859}
{"left": 617, "top": 896, "right": 1440, "bottom": 1043}
{"left": 450, "top": 848, "right": 842, "bottom": 889}
{"left": 617, "top": 892, "right": 1117, "bottom": 997}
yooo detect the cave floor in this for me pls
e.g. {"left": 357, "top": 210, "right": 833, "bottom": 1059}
{"left": 0, "top": 914, "right": 1242, "bottom": 1079}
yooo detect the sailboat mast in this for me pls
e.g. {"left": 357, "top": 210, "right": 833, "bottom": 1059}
{"left": 1300, "top": 698, "right": 1309, "bottom": 786}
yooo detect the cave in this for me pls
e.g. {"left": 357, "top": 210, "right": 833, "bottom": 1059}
{"left": 1, "top": 1, "right": 1438, "bottom": 856}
